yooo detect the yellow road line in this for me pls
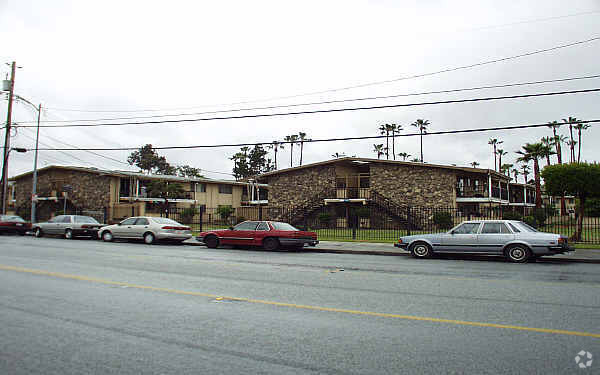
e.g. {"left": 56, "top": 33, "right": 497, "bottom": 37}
{"left": 1, "top": 263, "right": 599, "bottom": 339}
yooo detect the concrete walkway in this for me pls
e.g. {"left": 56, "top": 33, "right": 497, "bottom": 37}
{"left": 184, "top": 239, "right": 600, "bottom": 263}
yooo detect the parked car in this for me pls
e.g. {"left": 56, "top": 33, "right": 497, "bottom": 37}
{"left": 0, "top": 215, "right": 32, "bottom": 235}
{"left": 33, "top": 215, "right": 104, "bottom": 239}
{"left": 197, "top": 220, "right": 319, "bottom": 251}
{"left": 394, "top": 220, "right": 574, "bottom": 263}
{"left": 98, "top": 216, "right": 192, "bottom": 244}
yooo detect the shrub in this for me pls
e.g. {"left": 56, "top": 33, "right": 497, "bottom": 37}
{"left": 585, "top": 198, "right": 600, "bottom": 217}
{"left": 523, "top": 215, "right": 536, "bottom": 227}
{"left": 433, "top": 211, "right": 453, "bottom": 229}
{"left": 533, "top": 208, "right": 547, "bottom": 226}
{"left": 318, "top": 212, "right": 331, "bottom": 225}
{"left": 502, "top": 211, "right": 522, "bottom": 221}
{"left": 180, "top": 207, "right": 196, "bottom": 224}
{"left": 217, "top": 205, "right": 234, "bottom": 223}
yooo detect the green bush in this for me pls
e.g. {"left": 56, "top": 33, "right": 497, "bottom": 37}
{"left": 523, "top": 215, "right": 536, "bottom": 227}
{"left": 533, "top": 208, "right": 547, "bottom": 226}
{"left": 180, "top": 207, "right": 196, "bottom": 224}
{"left": 585, "top": 198, "right": 600, "bottom": 217}
{"left": 217, "top": 205, "right": 234, "bottom": 223}
{"left": 502, "top": 211, "right": 522, "bottom": 221}
{"left": 433, "top": 211, "right": 453, "bottom": 229}
{"left": 318, "top": 212, "right": 331, "bottom": 224}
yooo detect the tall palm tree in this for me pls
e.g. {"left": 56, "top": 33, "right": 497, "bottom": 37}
{"left": 488, "top": 138, "right": 503, "bottom": 171}
{"left": 411, "top": 119, "right": 430, "bottom": 162}
{"left": 516, "top": 143, "right": 546, "bottom": 208}
{"left": 297, "top": 132, "right": 311, "bottom": 166}
{"left": 562, "top": 116, "right": 579, "bottom": 163}
{"left": 390, "top": 123, "right": 402, "bottom": 160}
{"left": 574, "top": 122, "right": 590, "bottom": 163}
{"left": 540, "top": 137, "right": 556, "bottom": 166}
{"left": 500, "top": 163, "right": 513, "bottom": 176}
{"left": 547, "top": 121, "right": 563, "bottom": 164}
{"left": 267, "top": 141, "right": 284, "bottom": 169}
{"left": 284, "top": 134, "right": 299, "bottom": 167}
{"left": 373, "top": 144, "right": 385, "bottom": 159}
{"left": 566, "top": 139, "right": 577, "bottom": 162}
{"left": 470, "top": 161, "right": 480, "bottom": 168}
{"left": 397, "top": 152, "right": 411, "bottom": 161}
{"left": 496, "top": 149, "right": 508, "bottom": 172}
{"left": 379, "top": 124, "right": 397, "bottom": 160}
{"left": 520, "top": 164, "right": 530, "bottom": 184}
{"left": 511, "top": 168, "right": 519, "bottom": 182}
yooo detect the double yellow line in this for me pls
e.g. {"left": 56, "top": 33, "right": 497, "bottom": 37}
{"left": 1, "top": 264, "right": 598, "bottom": 339}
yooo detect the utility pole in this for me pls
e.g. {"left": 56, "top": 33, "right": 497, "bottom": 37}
{"left": 31, "top": 103, "right": 41, "bottom": 223}
{"left": 1, "top": 61, "right": 16, "bottom": 215}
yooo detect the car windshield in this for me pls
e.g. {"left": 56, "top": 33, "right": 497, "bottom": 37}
{"left": 0, "top": 215, "right": 25, "bottom": 222}
{"left": 74, "top": 216, "right": 99, "bottom": 224}
{"left": 271, "top": 222, "right": 299, "bottom": 231}
{"left": 151, "top": 218, "right": 182, "bottom": 225}
{"left": 515, "top": 221, "right": 538, "bottom": 232}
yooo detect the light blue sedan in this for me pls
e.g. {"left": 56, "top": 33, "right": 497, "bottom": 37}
{"left": 394, "top": 220, "right": 573, "bottom": 263}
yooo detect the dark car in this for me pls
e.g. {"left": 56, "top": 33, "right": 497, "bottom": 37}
{"left": 33, "top": 215, "right": 104, "bottom": 239}
{"left": 0, "top": 215, "right": 31, "bottom": 235}
{"left": 197, "top": 221, "right": 319, "bottom": 251}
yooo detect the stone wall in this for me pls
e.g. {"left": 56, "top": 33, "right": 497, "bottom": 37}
{"left": 265, "top": 165, "right": 336, "bottom": 207}
{"left": 369, "top": 163, "right": 456, "bottom": 209}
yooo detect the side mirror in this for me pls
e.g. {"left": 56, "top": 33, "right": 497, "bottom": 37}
{"left": 118, "top": 222, "right": 122, "bottom": 226}
{"left": 228, "top": 226, "right": 234, "bottom": 230}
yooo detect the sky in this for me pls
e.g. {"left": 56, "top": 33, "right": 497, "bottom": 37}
{"left": 1, "top": 0, "right": 600, "bottom": 182}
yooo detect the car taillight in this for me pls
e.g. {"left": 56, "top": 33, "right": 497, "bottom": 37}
{"left": 81, "top": 225, "right": 91, "bottom": 228}
{"left": 162, "top": 226, "right": 190, "bottom": 230}
{"left": 558, "top": 237, "right": 566, "bottom": 244}
{"left": 397, "top": 239, "right": 403, "bottom": 244}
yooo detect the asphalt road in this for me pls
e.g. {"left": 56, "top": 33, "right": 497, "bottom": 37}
{"left": 0, "top": 235, "right": 598, "bottom": 374}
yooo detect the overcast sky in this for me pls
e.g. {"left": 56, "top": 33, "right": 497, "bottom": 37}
{"left": 2, "top": 0, "right": 599, "bottom": 181}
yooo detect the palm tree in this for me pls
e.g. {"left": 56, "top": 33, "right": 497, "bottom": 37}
{"left": 397, "top": 152, "right": 411, "bottom": 161}
{"left": 511, "top": 168, "right": 519, "bottom": 182}
{"left": 284, "top": 134, "right": 299, "bottom": 167}
{"left": 390, "top": 123, "right": 402, "bottom": 160}
{"left": 331, "top": 152, "right": 346, "bottom": 159}
{"left": 520, "top": 164, "right": 530, "bottom": 184}
{"left": 547, "top": 121, "right": 563, "bottom": 164}
{"left": 470, "top": 161, "right": 480, "bottom": 168}
{"left": 267, "top": 141, "right": 284, "bottom": 169}
{"left": 540, "top": 137, "right": 556, "bottom": 166}
{"left": 574, "top": 122, "right": 590, "bottom": 163}
{"left": 298, "top": 132, "right": 311, "bottom": 166}
{"left": 500, "top": 163, "right": 513, "bottom": 176}
{"left": 516, "top": 143, "right": 546, "bottom": 208}
{"left": 410, "top": 157, "right": 421, "bottom": 162}
{"left": 488, "top": 138, "right": 503, "bottom": 171}
{"left": 411, "top": 119, "right": 430, "bottom": 162}
{"left": 566, "top": 139, "right": 577, "bottom": 162}
{"left": 496, "top": 149, "right": 508, "bottom": 172}
{"left": 373, "top": 144, "right": 385, "bottom": 159}
{"left": 379, "top": 124, "right": 397, "bottom": 160}
{"left": 562, "top": 116, "right": 579, "bottom": 163}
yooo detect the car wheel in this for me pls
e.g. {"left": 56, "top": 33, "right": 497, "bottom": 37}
{"left": 144, "top": 232, "right": 155, "bottom": 245}
{"left": 204, "top": 235, "right": 219, "bottom": 249}
{"left": 506, "top": 245, "right": 531, "bottom": 263}
{"left": 35, "top": 228, "right": 44, "bottom": 238}
{"left": 102, "top": 231, "right": 113, "bottom": 242}
{"left": 263, "top": 237, "right": 280, "bottom": 251}
{"left": 65, "top": 229, "right": 73, "bottom": 240}
{"left": 410, "top": 242, "right": 432, "bottom": 258}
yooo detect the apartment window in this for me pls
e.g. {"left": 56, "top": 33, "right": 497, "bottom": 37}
{"left": 218, "top": 184, "right": 232, "bottom": 194}
{"left": 196, "top": 183, "right": 206, "bottom": 193}
{"left": 119, "top": 178, "right": 131, "bottom": 197}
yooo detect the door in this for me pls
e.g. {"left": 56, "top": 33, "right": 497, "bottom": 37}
{"left": 477, "top": 222, "right": 514, "bottom": 253}
{"left": 43, "top": 216, "right": 61, "bottom": 234}
{"left": 225, "top": 221, "right": 259, "bottom": 246}
{"left": 132, "top": 217, "right": 151, "bottom": 238}
{"left": 114, "top": 217, "right": 137, "bottom": 237}
{"left": 252, "top": 221, "right": 271, "bottom": 245}
{"left": 440, "top": 222, "right": 481, "bottom": 252}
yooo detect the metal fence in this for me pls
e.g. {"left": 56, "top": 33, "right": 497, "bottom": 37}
{"left": 163, "top": 205, "right": 600, "bottom": 244}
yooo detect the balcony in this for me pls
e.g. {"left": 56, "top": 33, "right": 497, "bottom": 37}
{"left": 456, "top": 185, "right": 508, "bottom": 201}
{"left": 335, "top": 187, "right": 371, "bottom": 199}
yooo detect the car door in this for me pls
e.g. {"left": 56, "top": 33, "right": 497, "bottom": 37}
{"left": 132, "top": 218, "right": 150, "bottom": 238}
{"left": 114, "top": 217, "right": 137, "bottom": 237}
{"left": 252, "top": 221, "right": 271, "bottom": 245}
{"left": 477, "top": 222, "right": 514, "bottom": 253}
{"left": 225, "top": 221, "right": 258, "bottom": 246}
{"left": 440, "top": 222, "right": 481, "bottom": 252}
{"left": 42, "top": 216, "right": 60, "bottom": 234}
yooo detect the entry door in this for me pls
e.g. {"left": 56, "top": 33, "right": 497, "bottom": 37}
{"left": 115, "top": 217, "right": 137, "bottom": 237}
{"left": 440, "top": 222, "right": 481, "bottom": 252}
{"left": 477, "top": 222, "right": 514, "bottom": 253}
{"left": 132, "top": 218, "right": 151, "bottom": 238}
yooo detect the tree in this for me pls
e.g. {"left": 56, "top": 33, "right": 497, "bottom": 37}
{"left": 231, "top": 145, "right": 272, "bottom": 180}
{"left": 284, "top": 134, "right": 300, "bottom": 167}
{"left": 176, "top": 165, "right": 203, "bottom": 178}
{"left": 500, "top": 163, "right": 513, "bottom": 176}
{"left": 562, "top": 116, "right": 579, "bottom": 163}
{"left": 391, "top": 124, "right": 402, "bottom": 160}
{"left": 516, "top": 143, "right": 546, "bottom": 208}
{"left": 127, "top": 144, "right": 174, "bottom": 175}
{"left": 540, "top": 137, "right": 556, "bottom": 166}
{"left": 520, "top": 164, "right": 530, "bottom": 184}
{"left": 298, "top": 132, "right": 311, "bottom": 166}
{"left": 378, "top": 124, "right": 390, "bottom": 160}
{"left": 546, "top": 121, "right": 563, "bottom": 164}
{"left": 511, "top": 168, "right": 519, "bottom": 182}
{"left": 542, "top": 163, "right": 600, "bottom": 241}
{"left": 470, "top": 161, "right": 480, "bottom": 168}
{"left": 574, "top": 122, "right": 590, "bottom": 163}
{"left": 216, "top": 205, "right": 235, "bottom": 225}
{"left": 145, "top": 180, "right": 185, "bottom": 214}
{"left": 488, "top": 138, "right": 503, "bottom": 171}
{"left": 410, "top": 157, "right": 421, "bottom": 162}
{"left": 373, "top": 144, "right": 385, "bottom": 159}
{"left": 411, "top": 119, "right": 429, "bottom": 162}
{"left": 397, "top": 152, "right": 411, "bottom": 161}
{"left": 496, "top": 149, "right": 508, "bottom": 172}
{"left": 267, "top": 141, "right": 284, "bottom": 170}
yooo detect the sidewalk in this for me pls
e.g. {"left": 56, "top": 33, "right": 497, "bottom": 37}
{"left": 184, "top": 239, "right": 600, "bottom": 263}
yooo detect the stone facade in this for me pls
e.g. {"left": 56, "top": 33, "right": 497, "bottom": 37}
{"left": 370, "top": 163, "right": 456, "bottom": 209}
{"left": 265, "top": 165, "right": 336, "bottom": 207}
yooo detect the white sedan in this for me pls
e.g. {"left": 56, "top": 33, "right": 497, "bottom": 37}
{"left": 98, "top": 216, "right": 192, "bottom": 244}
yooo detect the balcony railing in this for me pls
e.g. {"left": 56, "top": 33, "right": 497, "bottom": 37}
{"left": 335, "top": 187, "right": 371, "bottom": 199}
{"left": 456, "top": 186, "right": 488, "bottom": 198}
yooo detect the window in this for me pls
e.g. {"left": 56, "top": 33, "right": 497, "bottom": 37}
{"left": 508, "top": 223, "right": 521, "bottom": 233}
{"left": 218, "top": 184, "right": 232, "bottom": 194}
{"left": 135, "top": 218, "right": 149, "bottom": 225}
{"left": 271, "top": 222, "right": 299, "bottom": 231}
{"left": 233, "top": 221, "right": 258, "bottom": 231}
{"left": 453, "top": 223, "right": 480, "bottom": 234}
{"left": 119, "top": 178, "right": 131, "bottom": 197}
{"left": 197, "top": 183, "right": 206, "bottom": 193}
{"left": 481, "top": 223, "right": 510, "bottom": 234}
{"left": 256, "top": 222, "right": 270, "bottom": 231}
{"left": 75, "top": 216, "right": 99, "bottom": 224}
{"left": 61, "top": 216, "right": 72, "bottom": 223}
{"left": 121, "top": 218, "right": 137, "bottom": 225}
{"left": 151, "top": 218, "right": 181, "bottom": 225}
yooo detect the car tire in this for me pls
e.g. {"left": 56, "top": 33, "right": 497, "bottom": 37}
{"left": 102, "top": 231, "right": 113, "bottom": 242}
{"left": 204, "top": 235, "right": 219, "bottom": 249}
{"left": 263, "top": 237, "right": 280, "bottom": 251}
{"left": 65, "top": 229, "right": 73, "bottom": 240}
{"left": 505, "top": 244, "right": 531, "bottom": 263}
{"left": 34, "top": 228, "right": 43, "bottom": 238}
{"left": 144, "top": 232, "right": 155, "bottom": 245}
{"left": 410, "top": 242, "right": 432, "bottom": 258}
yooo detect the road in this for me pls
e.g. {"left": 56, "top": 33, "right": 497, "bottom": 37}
{"left": 0, "top": 235, "right": 598, "bottom": 374}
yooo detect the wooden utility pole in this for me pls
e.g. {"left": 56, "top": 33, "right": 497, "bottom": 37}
{"left": 1, "top": 61, "right": 16, "bottom": 214}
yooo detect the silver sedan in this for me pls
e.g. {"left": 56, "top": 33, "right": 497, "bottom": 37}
{"left": 394, "top": 220, "right": 574, "bottom": 262}
{"left": 98, "top": 216, "right": 192, "bottom": 244}
{"left": 33, "top": 215, "right": 103, "bottom": 239}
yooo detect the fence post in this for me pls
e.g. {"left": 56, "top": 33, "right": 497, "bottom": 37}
{"left": 406, "top": 207, "right": 411, "bottom": 236}
{"left": 351, "top": 213, "right": 357, "bottom": 240}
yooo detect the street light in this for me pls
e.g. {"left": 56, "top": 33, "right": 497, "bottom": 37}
{"left": 1, "top": 146, "right": 27, "bottom": 214}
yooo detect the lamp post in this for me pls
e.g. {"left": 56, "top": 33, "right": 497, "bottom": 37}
{"left": 1, "top": 147, "right": 27, "bottom": 214}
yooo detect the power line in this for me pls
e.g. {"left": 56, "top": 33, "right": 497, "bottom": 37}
{"left": 18, "top": 74, "right": 600, "bottom": 124}
{"left": 462, "top": 10, "right": 600, "bottom": 32}
{"left": 41, "top": 35, "right": 600, "bottom": 113}
{"left": 30, "top": 119, "right": 600, "bottom": 151}
{"left": 18, "top": 87, "right": 600, "bottom": 129}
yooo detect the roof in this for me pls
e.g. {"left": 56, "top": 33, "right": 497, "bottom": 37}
{"left": 258, "top": 157, "right": 508, "bottom": 179}
{"left": 9, "top": 165, "right": 269, "bottom": 188}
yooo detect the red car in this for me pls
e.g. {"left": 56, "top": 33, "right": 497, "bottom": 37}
{"left": 0, "top": 215, "right": 32, "bottom": 236}
{"left": 197, "top": 220, "right": 319, "bottom": 251}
